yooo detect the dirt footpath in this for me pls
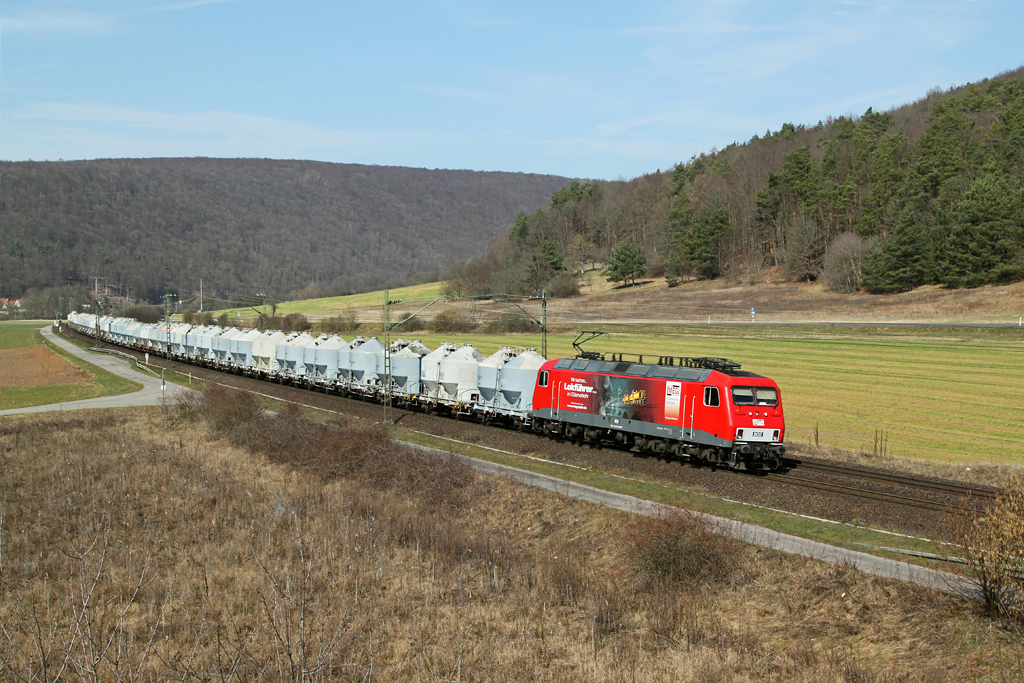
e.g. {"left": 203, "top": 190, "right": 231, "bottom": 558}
{"left": 0, "top": 345, "right": 93, "bottom": 388}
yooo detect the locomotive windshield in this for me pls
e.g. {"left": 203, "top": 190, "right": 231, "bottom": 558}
{"left": 731, "top": 386, "right": 779, "bottom": 407}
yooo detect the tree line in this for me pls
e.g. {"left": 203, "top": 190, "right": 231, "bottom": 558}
{"left": 0, "top": 158, "right": 571, "bottom": 305}
{"left": 446, "top": 67, "right": 1024, "bottom": 297}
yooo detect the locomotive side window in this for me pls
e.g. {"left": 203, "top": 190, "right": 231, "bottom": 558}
{"left": 756, "top": 387, "right": 778, "bottom": 406}
{"left": 703, "top": 386, "right": 720, "bottom": 407}
{"left": 539, "top": 371, "right": 549, "bottom": 387}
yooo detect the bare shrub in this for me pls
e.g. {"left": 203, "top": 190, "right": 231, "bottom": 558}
{"left": 121, "top": 305, "right": 161, "bottom": 323}
{"left": 784, "top": 212, "right": 823, "bottom": 281}
{"left": 626, "top": 510, "right": 746, "bottom": 588}
{"left": 482, "top": 314, "right": 538, "bottom": 334}
{"left": 268, "top": 312, "right": 311, "bottom": 332}
{"left": 546, "top": 272, "right": 580, "bottom": 298}
{"left": 953, "top": 476, "right": 1024, "bottom": 622}
{"left": 319, "top": 310, "right": 360, "bottom": 334}
{"left": 646, "top": 262, "right": 666, "bottom": 278}
{"left": 822, "top": 232, "right": 872, "bottom": 293}
{"left": 172, "top": 386, "right": 205, "bottom": 423}
{"left": 393, "top": 312, "right": 425, "bottom": 332}
{"left": 212, "top": 404, "right": 480, "bottom": 510}
{"left": 199, "top": 384, "right": 263, "bottom": 432}
{"left": 429, "top": 310, "right": 475, "bottom": 333}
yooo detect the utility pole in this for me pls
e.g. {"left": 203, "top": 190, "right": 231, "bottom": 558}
{"left": 164, "top": 293, "right": 173, "bottom": 322}
{"left": 199, "top": 279, "right": 203, "bottom": 313}
{"left": 382, "top": 289, "right": 402, "bottom": 425}
{"left": 541, "top": 289, "right": 548, "bottom": 359}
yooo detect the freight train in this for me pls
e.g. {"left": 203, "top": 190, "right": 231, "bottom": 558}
{"left": 64, "top": 313, "right": 787, "bottom": 471}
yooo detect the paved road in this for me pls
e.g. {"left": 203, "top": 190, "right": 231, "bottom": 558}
{"left": 0, "top": 326, "right": 194, "bottom": 417}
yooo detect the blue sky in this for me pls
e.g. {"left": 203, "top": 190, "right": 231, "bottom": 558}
{"left": 2, "top": 1, "right": 1022, "bottom": 179}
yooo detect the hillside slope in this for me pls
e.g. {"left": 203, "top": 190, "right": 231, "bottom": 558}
{"left": 449, "top": 66, "right": 1024, "bottom": 298}
{"left": 0, "top": 158, "right": 571, "bottom": 302}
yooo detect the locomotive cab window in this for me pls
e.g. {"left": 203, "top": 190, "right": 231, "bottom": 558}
{"left": 731, "top": 387, "right": 756, "bottom": 406}
{"left": 731, "top": 386, "right": 778, "bottom": 407}
{"left": 703, "top": 386, "right": 720, "bottom": 407}
{"left": 539, "top": 371, "right": 549, "bottom": 387}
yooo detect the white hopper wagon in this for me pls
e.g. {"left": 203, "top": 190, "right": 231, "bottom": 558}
{"left": 438, "top": 345, "right": 485, "bottom": 404}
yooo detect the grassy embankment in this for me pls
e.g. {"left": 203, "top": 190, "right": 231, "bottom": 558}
{"left": 1, "top": 403, "right": 1019, "bottom": 681}
{"left": 0, "top": 321, "right": 142, "bottom": 410}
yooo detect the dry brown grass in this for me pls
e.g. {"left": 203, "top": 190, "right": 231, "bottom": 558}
{"left": 554, "top": 276, "right": 1024, "bottom": 324}
{"left": 0, "top": 401, "right": 1021, "bottom": 681}
{"left": 0, "top": 345, "right": 92, "bottom": 389}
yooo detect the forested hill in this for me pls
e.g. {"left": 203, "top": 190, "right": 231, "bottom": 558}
{"left": 448, "top": 66, "right": 1024, "bottom": 298}
{"left": 0, "top": 158, "right": 571, "bottom": 302}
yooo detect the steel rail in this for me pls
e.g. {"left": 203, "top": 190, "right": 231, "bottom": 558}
{"left": 785, "top": 459, "right": 1000, "bottom": 502}
{"left": 763, "top": 473, "right": 976, "bottom": 515}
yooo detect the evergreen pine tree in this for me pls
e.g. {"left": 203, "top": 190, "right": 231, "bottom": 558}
{"left": 940, "top": 173, "right": 1024, "bottom": 287}
{"left": 604, "top": 242, "right": 647, "bottom": 286}
{"left": 861, "top": 208, "right": 932, "bottom": 293}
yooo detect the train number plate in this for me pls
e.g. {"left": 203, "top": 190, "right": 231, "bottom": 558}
{"left": 752, "top": 430, "right": 764, "bottom": 438}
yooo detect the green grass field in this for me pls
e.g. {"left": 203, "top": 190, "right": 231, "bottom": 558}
{"left": 204, "top": 281, "right": 447, "bottom": 320}
{"left": 0, "top": 322, "right": 142, "bottom": 411}
{"left": 388, "top": 327, "right": 1024, "bottom": 466}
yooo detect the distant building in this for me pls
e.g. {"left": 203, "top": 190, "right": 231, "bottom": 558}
{"left": 0, "top": 299, "right": 23, "bottom": 315}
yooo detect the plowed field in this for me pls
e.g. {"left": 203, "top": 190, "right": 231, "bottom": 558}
{"left": 0, "top": 345, "right": 92, "bottom": 388}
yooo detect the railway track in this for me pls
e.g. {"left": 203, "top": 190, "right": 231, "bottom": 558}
{"left": 783, "top": 458, "right": 1000, "bottom": 503}
{"left": 763, "top": 473, "right": 980, "bottom": 515}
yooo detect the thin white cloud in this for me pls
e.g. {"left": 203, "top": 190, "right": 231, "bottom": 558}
{"left": 131, "top": 0, "right": 242, "bottom": 16}
{"left": 2, "top": 102, "right": 464, "bottom": 161}
{"left": 0, "top": 10, "right": 111, "bottom": 33}
{"left": 1, "top": 0, "right": 241, "bottom": 34}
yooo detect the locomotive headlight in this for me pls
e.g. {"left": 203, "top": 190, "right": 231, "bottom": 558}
{"left": 773, "top": 430, "right": 780, "bottom": 440}
{"left": 736, "top": 429, "right": 744, "bottom": 439}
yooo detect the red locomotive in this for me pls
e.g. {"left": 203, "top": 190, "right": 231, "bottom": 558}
{"left": 530, "top": 335, "right": 786, "bottom": 471}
